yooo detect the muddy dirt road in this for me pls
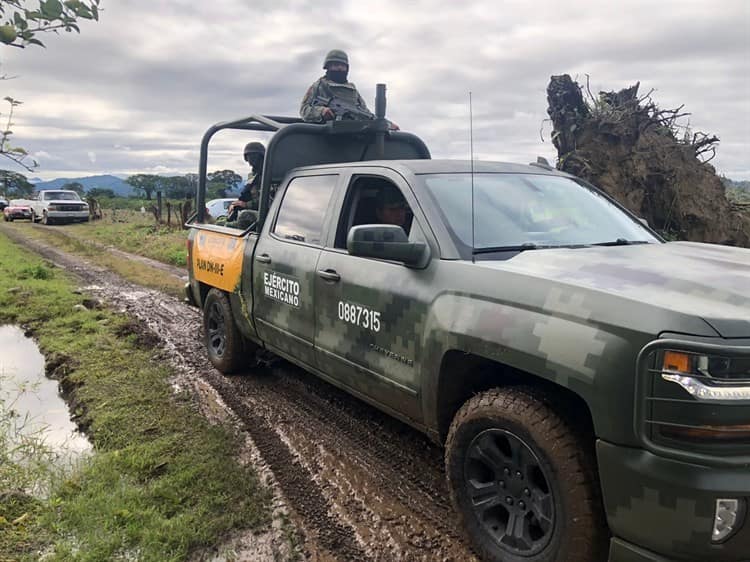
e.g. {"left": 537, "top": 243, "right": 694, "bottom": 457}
{"left": 2, "top": 224, "right": 477, "bottom": 562}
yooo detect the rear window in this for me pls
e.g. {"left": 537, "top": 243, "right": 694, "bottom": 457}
{"left": 44, "top": 191, "right": 81, "bottom": 201}
{"left": 273, "top": 175, "right": 338, "bottom": 245}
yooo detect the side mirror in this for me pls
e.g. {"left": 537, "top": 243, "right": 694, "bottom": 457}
{"left": 638, "top": 217, "right": 649, "bottom": 227}
{"left": 347, "top": 224, "right": 429, "bottom": 267}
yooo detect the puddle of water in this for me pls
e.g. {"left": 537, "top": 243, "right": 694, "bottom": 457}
{"left": 0, "top": 324, "right": 91, "bottom": 456}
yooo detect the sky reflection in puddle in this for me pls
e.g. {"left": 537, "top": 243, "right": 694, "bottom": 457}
{"left": 0, "top": 324, "right": 91, "bottom": 456}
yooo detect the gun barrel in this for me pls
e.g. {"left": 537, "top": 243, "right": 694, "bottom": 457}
{"left": 375, "top": 84, "right": 386, "bottom": 119}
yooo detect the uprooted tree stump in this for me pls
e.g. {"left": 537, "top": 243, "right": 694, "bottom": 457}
{"left": 546, "top": 74, "right": 749, "bottom": 247}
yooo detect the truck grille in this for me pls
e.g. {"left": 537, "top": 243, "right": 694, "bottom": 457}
{"left": 57, "top": 204, "right": 84, "bottom": 211}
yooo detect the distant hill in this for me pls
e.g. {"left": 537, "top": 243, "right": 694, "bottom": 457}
{"left": 32, "top": 173, "right": 246, "bottom": 198}
{"left": 34, "top": 174, "right": 135, "bottom": 197}
{"left": 722, "top": 177, "right": 750, "bottom": 190}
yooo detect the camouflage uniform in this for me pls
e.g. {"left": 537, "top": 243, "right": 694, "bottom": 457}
{"left": 238, "top": 172, "right": 260, "bottom": 210}
{"left": 300, "top": 76, "right": 372, "bottom": 123}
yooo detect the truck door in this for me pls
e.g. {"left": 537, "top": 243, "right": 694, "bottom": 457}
{"left": 252, "top": 173, "right": 339, "bottom": 368}
{"left": 314, "top": 171, "right": 436, "bottom": 422}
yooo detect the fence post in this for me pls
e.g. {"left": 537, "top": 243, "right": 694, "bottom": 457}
{"left": 156, "top": 191, "right": 163, "bottom": 222}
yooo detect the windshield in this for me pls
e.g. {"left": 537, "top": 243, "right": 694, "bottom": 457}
{"left": 421, "top": 173, "right": 659, "bottom": 251}
{"left": 44, "top": 191, "right": 81, "bottom": 201}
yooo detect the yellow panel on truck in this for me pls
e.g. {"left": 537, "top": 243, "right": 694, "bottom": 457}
{"left": 192, "top": 230, "right": 245, "bottom": 292}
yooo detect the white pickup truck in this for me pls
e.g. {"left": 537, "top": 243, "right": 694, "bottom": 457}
{"left": 31, "top": 190, "right": 90, "bottom": 225}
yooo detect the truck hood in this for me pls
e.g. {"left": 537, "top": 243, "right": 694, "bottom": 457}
{"left": 485, "top": 242, "right": 750, "bottom": 338}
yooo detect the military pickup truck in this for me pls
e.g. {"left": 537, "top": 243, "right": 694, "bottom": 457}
{"left": 185, "top": 90, "right": 750, "bottom": 562}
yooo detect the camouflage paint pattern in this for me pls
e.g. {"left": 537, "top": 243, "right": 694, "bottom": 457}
{"left": 300, "top": 76, "right": 370, "bottom": 123}
{"left": 188, "top": 159, "right": 750, "bottom": 561}
{"left": 599, "top": 441, "right": 750, "bottom": 561}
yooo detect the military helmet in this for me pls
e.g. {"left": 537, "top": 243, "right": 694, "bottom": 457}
{"left": 243, "top": 142, "right": 265, "bottom": 157}
{"left": 323, "top": 49, "right": 349, "bottom": 69}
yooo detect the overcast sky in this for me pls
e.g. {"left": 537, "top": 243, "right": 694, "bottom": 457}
{"left": 1, "top": 0, "right": 748, "bottom": 181}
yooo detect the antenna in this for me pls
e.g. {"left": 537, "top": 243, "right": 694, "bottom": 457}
{"left": 469, "top": 91, "right": 476, "bottom": 263}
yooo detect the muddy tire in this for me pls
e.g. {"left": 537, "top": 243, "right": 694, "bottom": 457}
{"left": 42, "top": 211, "right": 51, "bottom": 225}
{"left": 203, "top": 288, "right": 244, "bottom": 374}
{"left": 445, "top": 387, "right": 607, "bottom": 562}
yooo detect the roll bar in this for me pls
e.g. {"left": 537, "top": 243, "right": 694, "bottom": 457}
{"left": 194, "top": 84, "right": 431, "bottom": 227}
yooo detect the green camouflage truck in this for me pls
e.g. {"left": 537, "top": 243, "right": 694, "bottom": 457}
{"left": 185, "top": 93, "right": 750, "bottom": 562}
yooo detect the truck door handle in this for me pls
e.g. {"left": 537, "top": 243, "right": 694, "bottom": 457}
{"left": 255, "top": 254, "right": 271, "bottom": 264}
{"left": 317, "top": 269, "right": 341, "bottom": 282}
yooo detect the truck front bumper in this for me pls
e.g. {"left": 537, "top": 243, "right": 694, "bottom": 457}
{"left": 48, "top": 210, "right": 89, "bottom": 222}
{"left": 598, "top": 440, "right": 750, "bottom": 561}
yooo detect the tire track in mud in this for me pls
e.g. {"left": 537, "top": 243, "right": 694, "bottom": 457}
{"left": 231, "top": 368, "right": 469, "bottom": 557}
{"left": 2, "top": 224, "right": 477, "bottom": 561}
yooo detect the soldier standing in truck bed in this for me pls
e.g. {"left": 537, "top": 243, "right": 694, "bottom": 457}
{"left": 300, "top": 49, "right": 373, "bottom": 123}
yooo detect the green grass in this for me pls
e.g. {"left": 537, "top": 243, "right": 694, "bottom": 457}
{"left": 4, "top": 223, "right": 186, "bottom": 298}
{"left": 0, "top": 233, "right": 270, "bottom": 561}
{"left": 67, "top": 211, "right": 189, "bottom": 267}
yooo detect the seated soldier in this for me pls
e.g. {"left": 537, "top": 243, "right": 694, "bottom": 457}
{"left": 223, "top": 141, "right": 265, "bottom": 229}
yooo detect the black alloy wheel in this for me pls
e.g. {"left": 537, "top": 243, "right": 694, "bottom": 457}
{"left": 465, "top": 428, "right": 555, "bottom": 556}
{"left": 203, "top": 288, "right": 244, "bottom": 374}
{"left": 446, "top": 387, "right": 607, "bottom": 562}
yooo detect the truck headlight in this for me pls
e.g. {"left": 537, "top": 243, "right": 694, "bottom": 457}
{"left": 47, "top": 204, "right": 59, "bottom": 211}
{"left": 662, "top": 351, "right": 750, "bottom": 401}
{"left": 655, "top": 350, "right": 750, "bottom": 443}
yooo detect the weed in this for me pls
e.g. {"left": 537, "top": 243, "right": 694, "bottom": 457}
{"left": 18, "top": 264, "right": 54, "bottom": 280}
{"left": 0, "top": 233, "right": 270, "bottom": 560}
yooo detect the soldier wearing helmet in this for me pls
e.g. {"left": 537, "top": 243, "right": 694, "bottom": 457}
{"left": 300, "top": 49, "right": 372, "bottom": 123}
{"left": 227, "top": 141, "right": 265, "bottom": 222}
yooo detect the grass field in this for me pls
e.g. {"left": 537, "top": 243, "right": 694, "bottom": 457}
{"left": 2, "top": 219, "right": 187, "bottom": 298}
{"left": 0, "top": 232, "right": 270, "bottom": 561}
{"left": 69, "top": 210, "right": 189, "bottom": 267}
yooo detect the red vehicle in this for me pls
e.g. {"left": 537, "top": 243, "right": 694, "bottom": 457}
{"left": 3, "top": 199, "right": 33, "bottom": 221}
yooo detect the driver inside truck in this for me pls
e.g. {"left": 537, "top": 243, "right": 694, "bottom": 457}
{"left": 375, "top": 185, "right": 412, "bottom": 235}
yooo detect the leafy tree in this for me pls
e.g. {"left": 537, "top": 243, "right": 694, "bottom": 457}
{"left": 125, "top": 174, "right": 161, "bottom": 201}
{"left": 61, "top": 180, "right": 83, "bottom": 194}
{"left": 0, "top": 96, "right": 36, "bottom": 170}
{"left": 206, "top": 181, "right": 229, "bottom": 200}
{"left": 1, "top": 0, "right": 101, "bottom": 170}
{"left": 0, "top": 0, "right": 100, "bottom": 48}
{"left": 207, "top": 169, "right": 241, "bottom": 196}
{"left": 87, "top": 186, "right": 114, "bottom": 198}
{"left": 0, "top": 168, "right": 33, "bottom": 196}
{"left": 185, "top": 173, "right": 198, "bottom": 200}
{"left": 162, "top": 175, "right": 192, "bottom": 199}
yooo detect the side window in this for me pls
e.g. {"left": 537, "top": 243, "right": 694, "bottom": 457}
{"left": 334, "top": 176, "right": 415, "bottom": 249}
{"left": 273, "top": 175, "right": 337, "bottom": 245}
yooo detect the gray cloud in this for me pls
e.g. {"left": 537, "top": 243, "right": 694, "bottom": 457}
{"left": 1, "top": 0, "right": 748, "bottom": 181}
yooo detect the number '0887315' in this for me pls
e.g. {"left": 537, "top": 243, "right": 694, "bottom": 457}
{"left": 338, "top": 301, "right": 381, "bottom": 332}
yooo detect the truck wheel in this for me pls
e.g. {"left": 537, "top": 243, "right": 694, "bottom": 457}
{"left": 445, "top": 387, "right": 606, "bottom": 562}
{"left": 203, "top": 288, "right": 244, "bottom": 374}
{"left": 42, "top": 211, "right": 51, "bottom": 225}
